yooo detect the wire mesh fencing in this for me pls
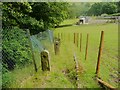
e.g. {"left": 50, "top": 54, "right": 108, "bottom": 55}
{"left": 2, "top": 27, "right": 53, "bottom": 88}
{"left": 2, "top": 27, "right": 34, "bottom": 88}
{"left": 99, "top": 36, "right": 118, "bottom": 88}
{"left": 30, "top": 29, "right": 53, "bottom": 70}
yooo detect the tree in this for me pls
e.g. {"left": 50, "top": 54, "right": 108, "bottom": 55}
{"left": 2, "top": 2, "right": 69, "bottom": 87}
{"left": 31, "top": 2, "right": 69, "bottom": 29}
{"left": 87, "top": 2, "right": 103, "bottom": 16}
{"left": 87, "top": 2, "right": 118, "bottom": 16}
{"left": 2, "top": 2, "right": 69, "bottom": 34}
{"left": 115, "top": 1, "right": 120, "bottom": 13}
{"left": 2, "top": 2, "right": 45, "bottom": 34}
{"left": 102, "top": 2, "right": 118, "bottom": 14}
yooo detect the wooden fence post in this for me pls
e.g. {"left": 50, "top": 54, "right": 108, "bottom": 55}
{"left": 77, "top": 33, "right": 79, "bottom": 47}
{"left": 26, "top": 29, "right": 37, "bottom": 72}
{"left": 41, "top": 50, "right": 50, "bottom": 71}
{"left": 80, "top": 33, "right": 82, "bottom": 52}
{"left": 76, "top": 33, "right": 79, "bottom": 47}
{"left": 85, "top": 33, "right": 89, "bottom": 60}
{"left": 96, "top": 31, "right": 104, "bottom": 77}
{"left": 96, "top": 77, "right": 116, "bottom": 90}
{"left": 74, "top": 33, "right": 76, "bottom": 44}
{"left": 75, "top": 33, "right": 77, "bottom": 46}
{"left": 54, "top": 39, "right": 60, "bottom": 55}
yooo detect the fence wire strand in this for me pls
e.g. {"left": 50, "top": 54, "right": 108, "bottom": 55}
{"left": 2, "top": 28, "right": 53, "bottom": 88}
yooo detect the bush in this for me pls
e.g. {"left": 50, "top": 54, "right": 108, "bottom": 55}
{"left": 2, "top": 27, "right": 32, "bottom": 70}
{"left": 2, "top": 27, "right": 33, "bottom": 87}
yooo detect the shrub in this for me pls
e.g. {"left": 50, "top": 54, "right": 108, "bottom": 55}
{"left": 2, "top": 27, "right": 32, "bottom": 70}
{"left": 2, "top": 27, "right": 32, "bottom": 87}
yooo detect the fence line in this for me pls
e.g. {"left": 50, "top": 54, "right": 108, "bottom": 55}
{"left": 76, "top": 33, "right": 79, "bottom": 47}
{"left": 27, "top": 29, "right": 37, "bottom": 72}
{"left": 85, "top": 33, "right": 89, "bottom": 60}
{"left": 55, "top": 31, "right": 117, "bottom": 88}
{"left": 74, "top": 33, "right": 76, "bottom": 44}
{"left": 96, "top": 31, "right": 104, "bottom": 76}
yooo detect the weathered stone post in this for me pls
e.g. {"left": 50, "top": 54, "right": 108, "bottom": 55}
{"left": 41, "top": 50, "right": 50, "bottom": 71}
{"left": 54, "top": 39, "right": 60, "bottom": 55}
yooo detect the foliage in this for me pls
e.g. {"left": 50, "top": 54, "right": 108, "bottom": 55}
{"left": 65, "top": 2, "right": 119, "bottom": 17}
{"left": 2, "top": 27, "right": 32, "bottom": 87}
{"left": 2, "top": 2, "right": 32, "bottom": 28}
{"left": 2, "top": 2, "right": 69, "bottom": 34}
{"left": 68, "top": 2, "right": 93, "bottom": 18}
{"left": 2, "top": 2, "right": 44, "bottom": 35}
{"left": 31, "top": 2, "right": 69, "bottom": 28}
{"left": 87, "top": 3, "right": 103, "bottom": 16}
{"left": 116, "top": 1, "right": 120, "bottom": 13}
{"left": 102, "top": 2, "right": 118, "bottom": 14}
{"left": 2, "top": 2, "right": 69, "bottom": 88}
{"left": 2, "top": 2, "right": 69, "bottom": 87}
{"left": 87, "top": 2, "right": 118, "bottom": 16}
{"left": 2, "top": 27, "right": 32, "bottom": 70}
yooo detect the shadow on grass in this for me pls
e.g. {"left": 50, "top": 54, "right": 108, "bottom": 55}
{"left": 55, "top": 24, "right": 73, "bottom": 28}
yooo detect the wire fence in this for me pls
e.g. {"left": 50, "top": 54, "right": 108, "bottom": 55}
{"left": 2, "top": 26, "right": 118, "bottom": 88}
{"left": 2, "top": 27, "right": 53, "bottom": 88}
{"left": 30, "top": 30, "right": 53, "bottom": 70}
{"left": 54, "top": 31, "right": 118, "bottom": 88}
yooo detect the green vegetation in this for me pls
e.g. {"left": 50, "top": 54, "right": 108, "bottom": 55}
{"left": 2, "top": 2, "right": 69, "bottom": 87}
{"left": 68, "top": 2, "right": 93, "bottom": 18}
{"left": 2, "top": 2, "right": 69, "bottom": 34}
{"left": 59, "top": 18, "right": 78, "bottom": 25}
{"left": 54, "top": 19, "right": 118, "bottom": 88}
{"left": 2, "top": 2, "right": 119, "bottom": 88}
{"left": 2, "top": 27, "right": 32, "bottom": 87}
{"left": 68, "top": 2, "right": 120, "bottom": 17}
{"left": 3, "top": 19, "right": 118, "bottom": 88}
{"left": 88, "top": 2, "right": 118, "bottom": 16}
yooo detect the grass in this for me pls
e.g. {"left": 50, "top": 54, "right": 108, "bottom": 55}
{"left": 54, "top": 20, "right": 118, "bottom": 88}
{"left": 59, "top": 18, "right": 78, "bottom": 26}
{"left": 7, "top": 19, "right": 118, "bottom": 88}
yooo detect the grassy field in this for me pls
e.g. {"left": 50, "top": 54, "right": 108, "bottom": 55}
{"left": 54, "top": 21, "right": 118, "bottom": 88}
{"left": 8, "top": 19, "right": 118, "bottom": 88}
